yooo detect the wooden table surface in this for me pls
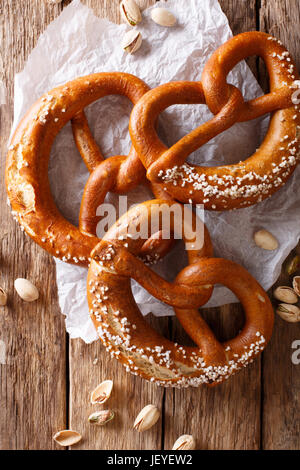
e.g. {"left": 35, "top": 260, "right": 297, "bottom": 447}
{"left": 0, "top": 0, "right": 300, "bottom": 450}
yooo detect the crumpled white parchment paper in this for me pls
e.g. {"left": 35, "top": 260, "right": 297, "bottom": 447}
{"left": 10, "top": 0, "right": 300, "bottom": 342}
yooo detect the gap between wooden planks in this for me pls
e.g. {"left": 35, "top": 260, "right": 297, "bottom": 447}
{"left": 0, "top": 0, "right": 299, "bottom": 450}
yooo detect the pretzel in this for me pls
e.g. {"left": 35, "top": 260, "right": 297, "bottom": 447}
{"left": 6, "top": 72, "right": 172, "bottom": 266}
{"left": 129, "top": 32, "right": 300, "bottom": 210}
{"left": 87, "top": 199, "right": 274, "bottom": 387}
{"left": 72, "top": 110, "right": 173, "bottom": 237}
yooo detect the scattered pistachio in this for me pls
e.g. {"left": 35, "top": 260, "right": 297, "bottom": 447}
{"left": 276, "top": 304, "right": 300, "bottom": 323}
{"left": 0, "top": 287, "right": 7, "bottom": 306}
{"left": 273, "top": 286, "right": 298, "bottom": 304}
{"left": 88, "top": 410, "right": 114, "bottom": 426}
{"left": 91, "top": 379, "right": 113, "bottom": 404}
{"left": 151, "top": 8, "right": 177, "bottom": 27}
{"left": 120, "top": 0, "right": 142, "bottom": 26}
{"left": 14, "top": 278, "right": 39, "bottom": 302}
{"left": 122, "top": 30, "right": 142, "bottom": 54}
{"left": 172, "top": 434, "right": 196, "bottom": 450}
{"left": 292, "top": 276, "right": 300, "bottom": 296}
{"left": 286, "top": 255, "right": 300, "bottom": 275}
{"left": 253, "top": 229, "right": 279, "bottom": 251}
{"left": 133, "top": 404, "right": 160, "bottom": 432}
{"left": 53, "top": 430, "right": 82, "bottom": 447}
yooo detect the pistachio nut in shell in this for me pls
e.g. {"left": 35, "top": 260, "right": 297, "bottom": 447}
{"left": 276, "top": 304, "right": 300, "bottom": 323}
{"left": 90, "top": 379, "right": 113, "bottom": 404}
{"left": 121, "top": 30, "right": 142, "bottom": 54}
{"left": 273, "top": 286, "right": 298, "bottom": 304}
{"left": 14, "top": 278, "right": 39, "bottom": 302}
{"left": 172, "top": 434, "right": 196, "bottom": 450}
{"left": 253, "top": 229, "right": 279, "bottom": 250}
{"left": 53, "top": 430, "right": 82, "bottom": 447}
{"left": 133, "top": 404, "right": 160, "bottom": 432}
{"left": 151, "top": 8, "right": 177, "bottom": 27}
{"left": 120, "top": 0, "right": 142, "bottom": 26}
{"left": 286, "top": 255, "right": 300, "bottom": 275}
{"left": 292, "top": 276, "right": 300, "bottom": 296}
{"left": 88, "top": 410, "right": 114, "bottom": 426}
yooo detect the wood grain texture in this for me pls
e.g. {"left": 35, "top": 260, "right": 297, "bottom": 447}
{"left": 0, "top": 0, "right": 299, "bottom": 451}
{"left": 164, "top": 311, "right": 261, "bottom": 450}
{"left": 69, "top": 315, "right": 166, "bottom": 450}
{"left": 259, "top": 0, "right": 300, "bottom": 450}
{"left": 0, "top": 0, "right": 67, "bottom": 450}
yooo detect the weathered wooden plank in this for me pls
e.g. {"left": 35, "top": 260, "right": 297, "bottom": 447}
{"left": 0, "top": 0, "right": 66, "bottom": 450}
{"left": 69, "top": 314, "right": 166, "bottom": 450}
{"left": 67, "top": 0, "right": 167, "bottom": 451}
{"left": 259, "top": 0, "right": 300, "bottom": 450}
{"left": 164, "top": 0, "right": 261, "bottom": 450}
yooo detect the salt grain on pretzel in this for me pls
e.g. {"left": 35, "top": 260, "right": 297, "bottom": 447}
{"left": 129, "top": 32, "right": 300, "bottom": 210}
{"left": 87, "top": 199, "right": 273, "bottom": 387}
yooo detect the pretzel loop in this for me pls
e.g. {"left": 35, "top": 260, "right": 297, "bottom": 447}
{"left": 6, "top": 72, "right": 174, "bottom": 266}
{"left": 132, "top": 82, "right": 243, "bottom": 177}
{"left": 129, "top": 32, "right": 300, "bottom": 210}
{"left": 202, "top": 31, "right": 294, "bottom": 121}
{"left": 87, "top": 200, "right": 274, "bottom": 387}
{"left": 71, "top": 81, "right": 174, "bottom": 240}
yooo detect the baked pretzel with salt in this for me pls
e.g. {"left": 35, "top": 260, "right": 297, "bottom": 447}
{"left": 129, "top": 32, "right": 300, "bottom": 210}
{"left": 87, "top": 200, "right": 274, "bottom": 387}
{"left": 6, "top": 73, "right": 172, "bottom": 266}
{"left": 72, "top": 106, "right": 173, "bottom": 238}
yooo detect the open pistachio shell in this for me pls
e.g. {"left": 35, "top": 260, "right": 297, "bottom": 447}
{"left": 172, "top": 434, "right": 196, "bottom": 450}
{"left": 273, "top": 286, "right": 298, "bottom": 304}
{"left": 53, "top": 430, "right": 82, "bottom": 447}
{"left": 133, "top": 404, "right": 160, "bottom": 432}
{"left": 120, "top": 0, "right": 142, "bottom": 26}
{"left": 90, "top": 379, "right": 113, "bottom": 404}
{"left": 276, "top": 304, "right": 300, "bottom": 323}
{"left": 121, "top": 30, "right": 142, "bottom": 54}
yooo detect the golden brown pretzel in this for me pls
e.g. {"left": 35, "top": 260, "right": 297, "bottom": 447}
{"left": 129, "top": 32, "right": 300, "bottom": 210}
{"left": 5, "top": 73, "right": 172, "bottom": 266}
{"left": 87, "top": 200, "right": 274, "bottom": 387}
{"left": 71, "top": 97, "right": 173, "bottom": 237}
{"left": 73, "top": 124, "right": 174, "bottom": 237}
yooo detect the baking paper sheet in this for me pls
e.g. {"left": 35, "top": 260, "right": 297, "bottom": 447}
{"left": 10, "top": 0, "right": 300, "bottom": 342}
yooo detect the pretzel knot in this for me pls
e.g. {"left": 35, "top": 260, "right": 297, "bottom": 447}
{"left": 6, "top": 72, "right": 173, "bottom": 266}
{"left": 87, "top": 200, "right": 274, "bottom": 387}
{"left": 129, "top": 31, "right": 300, "bottom": 210}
